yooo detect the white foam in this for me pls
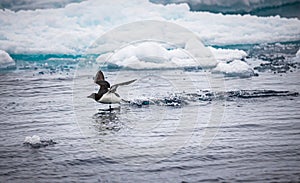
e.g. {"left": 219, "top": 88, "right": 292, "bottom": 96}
{"left": 0, "top": 0, "right": 299, "bottom": 54}
{"left": 0, "top": 50, "right": 15, "bottom": 68}
{"left": 24, "top": 135, "right": 41, "bottom": 144}
{"left": 212, "top": 60, "right": 255, "bottom": 77}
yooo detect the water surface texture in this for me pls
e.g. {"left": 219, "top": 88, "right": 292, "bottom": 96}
{"left": 0, "top": 1, "right": 300, "bottom": 181}
{"left": 0, "top": 58, "right": 299, "bottom": 182}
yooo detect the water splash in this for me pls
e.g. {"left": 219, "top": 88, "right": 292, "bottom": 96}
{"left": 126, "top": 89, "right": 299, "bottom": 107}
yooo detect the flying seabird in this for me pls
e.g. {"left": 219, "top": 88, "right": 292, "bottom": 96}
{"left": 87, "top": 70, "right": 136, "bottom": 108}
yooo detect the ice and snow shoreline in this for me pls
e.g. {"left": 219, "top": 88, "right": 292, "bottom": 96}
{"left": 3, "top": 42, "right": 300, "bottom": 78}
{"left": 0, "top": 0, "right": 299, "bottom": 54}
{"left": 0, "top": 0, "right": 299, "bottom": 77}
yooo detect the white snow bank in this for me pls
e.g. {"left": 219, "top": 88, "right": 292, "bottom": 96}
{"left": 0, "top": 50, "right": 15, "bottom": 68}
{"left": 96, "top": 41, "right": 252, "bottom": 69}
{"left": 0, "top": 0, "right": 299, "bottom": 54}
{"left": 96, "top": 42, "right": 218, "bottom": 69}
{"left": 212, "top": 60, "right": 255, "bottom": 78}
{"left": 24, "top": 135, "right": 41, "bottom": 144}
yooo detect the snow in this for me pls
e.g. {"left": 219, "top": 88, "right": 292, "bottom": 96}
{"left": 0, "top": 50, "right": 15, "bottom": 68}
{"left": 212, "top": 60, "right": 255, "bottom": 78}
{"left": 96, "top": 41, "right": 252, "bottom": 69}
{"left": 0, "top": 0, "right": 299, "bottom": 54}
{"left": 209, "top": 47, "right": 247, "bottom": 61}
{"left": 96, "top": 41, "right": 218, "bottom": 69}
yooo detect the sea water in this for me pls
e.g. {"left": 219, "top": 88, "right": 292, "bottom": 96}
{"left": 0, "top": 0, "right": 300, "bottom": 181}
{"left": 0, "top": 42, "right": 299, "bottom": 182}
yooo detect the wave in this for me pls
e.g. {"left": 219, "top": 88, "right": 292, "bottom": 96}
{"left": 126, "top": 90, "right": 299, "bottom": 107}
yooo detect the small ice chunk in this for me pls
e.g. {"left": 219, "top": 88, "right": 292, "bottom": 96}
{"left": 296, "top": 49, "right": 300, "bottom": 57}
{"left": 24, "top": 135, "right": 57, "bottom": 148}
{"left": 24, "top": 135, "right": 41, "bottom": 144}
{"left": 0, "top": 50, "right": 15, "bottom": 69}
{"left": 212, "top": 60, "right": 255, "bottom": 78}
{"left": 209, "top": 47, "right": 247, "bottom": 62}
{"left": 291, "top": 48, "right": 300, "bottom": 63}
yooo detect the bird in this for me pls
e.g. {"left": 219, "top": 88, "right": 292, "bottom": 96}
{"left": 87, "top": 70, "right": 136, "bottom": 110}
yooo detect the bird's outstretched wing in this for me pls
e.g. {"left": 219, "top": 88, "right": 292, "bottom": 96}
{"left": 110, "top": 79, "right": 136, "bottom": 93}
{"left": 94, "top": 70, "right": 105, "bottom": 84}
{"left": 94, "top": 70, "right": 110, "bottom": 94}
{"left": 97, "top": 80, "right": 110, "bottom": 95}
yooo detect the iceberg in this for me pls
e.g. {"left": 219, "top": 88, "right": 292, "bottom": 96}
{"left": 96, "top": 41, "right": 219, "bottom": 69}
{"left": 291, "top": 48, "right": 300, "bottom": 62}
{"left": 24, "top": 135, "right": 41, "bottom": 144}
{"left": 209, "top": 47, "right": 247, "bottom": 61}
{"left": 96, "top": 43, "right": 252, "bottom": 70}
{"left": 0, "top": 0, "right": 299, "bottom": 54}
{"left": 0, "top": 50, "right": 15, "bottom": 69}
{"left": 24, "top": 135, "right": 57, "bottom": 148}
{"left": 212, "top": 60, "right": 255, "bottom": 78}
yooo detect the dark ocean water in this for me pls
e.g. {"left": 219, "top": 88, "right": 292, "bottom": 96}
{"left": 0, "top": 45, "right": 299, "bottom": 182}
{"left": 150, "top": 0, "right": 300, "bottom": 19}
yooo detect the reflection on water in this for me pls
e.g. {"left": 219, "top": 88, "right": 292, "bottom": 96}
{"left": 92, "top": 110, "right": 122, "bottom": 133}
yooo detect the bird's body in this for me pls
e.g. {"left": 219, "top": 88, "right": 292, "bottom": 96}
{"left": 88, "top": 70, "right": 136, "bottom": 106}
{"left": 99, "top": 92, "right": 121, "bottom": 104}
